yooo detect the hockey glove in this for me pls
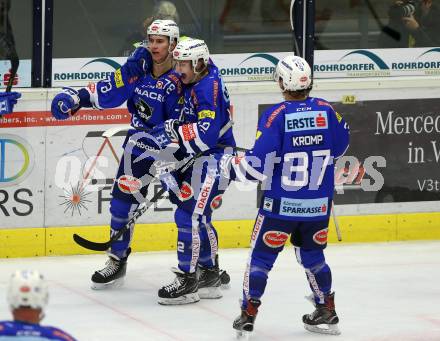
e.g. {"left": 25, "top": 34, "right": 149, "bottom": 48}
{"left": 0, "top": 91, "right": 21, "bottom": 115}
{"left": 122, "top": 46, "right": 153, "bottom": 80}
{"left": 219, "top": 154, "right": 235, "bottom": 180}
{"left": 51, "top": 87, "right": 91, "bottom": 120}
{"left": 150, "top": 119, "right": 180, "bottom": 149}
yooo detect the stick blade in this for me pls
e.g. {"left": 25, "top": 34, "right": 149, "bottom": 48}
{"left": 73, "top": 233, "right": 110, "bottom": 251}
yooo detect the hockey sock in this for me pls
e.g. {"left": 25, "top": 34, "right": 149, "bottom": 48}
{"left": 175, "top": 208, "right": 201, "bottom": 273}
{"left": 198, "top": 219, "right": 218, "bottom": 268}
{"left": 295, "top": 247, "right": 332, "bottom": 304}
{"left": 109, "top": 198, "right": 138, "bottom": 259}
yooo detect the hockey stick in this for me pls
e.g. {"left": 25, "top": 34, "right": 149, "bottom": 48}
{"left": 5, "top": 53, "right": 19, "bottom": 92}
{"left": 0, "top": 5, "right": 19, "bottom": 118}
{"left": 289, "top": 0, "right": 301, "bottom": 56}
{"left": 331, "top": 203, "right": 342, "bottom": 242}
{"left": 73, "top": 120, "right": 240, "bottom": 250}
{"left": 364, "top": 0, "right": 401, "bottom": 42}
{"left": 73, "top": 148, "right": 208, "bottom": 251}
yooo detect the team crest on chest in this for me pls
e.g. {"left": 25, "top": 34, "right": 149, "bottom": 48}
{"left": 135, "top": 98, "right": 153, "bottom": 121}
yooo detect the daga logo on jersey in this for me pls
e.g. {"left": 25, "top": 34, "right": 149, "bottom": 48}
{"left": 285, "top": 111, "right": 328, "bottom": 132}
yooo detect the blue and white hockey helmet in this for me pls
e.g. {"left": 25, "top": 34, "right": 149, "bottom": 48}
{"left": 147, "top": 19, "right": 179, "bottom": 43}
{"left": 7, "top": 270, "right": 49, "bottom": 311}
{"left": 173, "top": 38, "right": 209, "bottom": 69}
{"left": 274, "top": 55, "right": 312, "bottom": 91}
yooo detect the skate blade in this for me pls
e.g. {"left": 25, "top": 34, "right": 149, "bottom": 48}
{"left": 235, "top": 329, "right": 251, "bottom": 340}
{"left": 221, "top": 283, "right": 231, "bottom": 290}
{"left": 304, "top": 294, "right": 316, "bottom": 307}
{"left": 304, "top": 323, "right": 341, "bottom": 335}
{"left": 199, "top": 286, "right": 223, "bottom": 299}
{"left": 91, "top": 277, "right": 125, "bottom": 290}
{"left": 158, "top": 292, "right": 200, "bottom": 305}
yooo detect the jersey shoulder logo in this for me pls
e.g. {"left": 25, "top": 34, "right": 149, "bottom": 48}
{"left": 317, "top": 99, "right": 333, "bottom": 109}
{"left": 114, "top": 69, "right": 124, "bottom": 88}
{"left": 198, "top": 110, "right": 215, "bottom": 120}
{"left": 265, "top": 104, "right": 286, "bottom": 128}
{"left": 335, "top": 111, "right": 343, "bottom": 123}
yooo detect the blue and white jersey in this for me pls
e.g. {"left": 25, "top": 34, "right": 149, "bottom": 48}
{"left": 87, "top": 67, "right": 182, "bottom": 130}
{"left": 0, "top": 321, "right": 76, "bottom": 341}
{"left": 175, "top": 63, "right": 236, "bottom": 155}
{"left": 233, "top": 97, "right": 349, "bottom": 221}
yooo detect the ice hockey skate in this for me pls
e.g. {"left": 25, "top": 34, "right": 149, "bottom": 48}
{"left": 197, "top": 264, "right": 222, "bottom": 299}
{"left": 219, "top": 268, "right": 231, "bottom": 289}
{"left": 91, "top": 248, "right": 131, "bottom": 290}
{"left": 303, "top": 292, "right": 341, "bottom": 335}
{"left": 233, "top": 298, "right": 261, "bottom": 339}
{"left": 158, "top": 267, "right": 200, "bottom": 305}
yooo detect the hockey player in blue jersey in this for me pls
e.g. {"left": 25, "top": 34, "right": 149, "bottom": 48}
{"left": 147, "top": 38, "right": 236, "bottom": 305}
{"left": 51, "top": 20, "right": 183, "bottom": 289}
{"left": 0, "top": 270, "right": 76, "bottom": 340}
{"left": 0, "top": 91, "right": 21, "bottom": 115}
{"left": 219, "top": 55, "right": 349, "bottom": 337}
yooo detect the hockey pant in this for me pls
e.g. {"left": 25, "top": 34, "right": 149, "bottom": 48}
{"left": 109, "top": 139, "right": 159, "bottom": 259}
{"left": 242, "top": 211, "right": 332, "bottom": 309}
{"left": 163, "top": 153, "right": 230, "bottom": 273}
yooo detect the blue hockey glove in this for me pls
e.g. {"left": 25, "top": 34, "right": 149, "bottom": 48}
{"left": 122, "top": 46, "right": 153, "bottom": 80}
{"left": 51, "top": 87, "right": 90, "bottom": 120}
{"left": 0, "top": 91, "right": 21, "bottom": 115}
{"left": 150, "top": 119, "right": 180, "bottom": 149}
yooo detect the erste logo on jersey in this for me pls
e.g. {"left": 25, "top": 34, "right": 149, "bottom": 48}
{"left": 285, "top": 111, "right": 328, "bottom": 132}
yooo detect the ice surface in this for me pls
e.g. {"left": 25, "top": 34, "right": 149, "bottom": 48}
{"left": 1, "top": 241, "right": 440, "bottom": 341}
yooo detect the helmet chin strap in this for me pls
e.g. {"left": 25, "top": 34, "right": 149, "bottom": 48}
{"left": 190, "top": 63, "right": 208, "bottom": 83}
{"left": 154, "top": 53, "right": 172, "bottom": 66}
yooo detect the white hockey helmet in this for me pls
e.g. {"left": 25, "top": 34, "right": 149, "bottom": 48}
{"left": 7, "top": 270, "right": 49, "bottom": 311}
{"left": 173, "top": 38, "right": 209, "bottom": 70}
{"left": 274, "top": 55, "right": 312, "bottom": 91}
{"left": 147, "top": 19, "right": 179, "bottom": 43}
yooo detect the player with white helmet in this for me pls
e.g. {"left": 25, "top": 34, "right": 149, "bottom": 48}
{"left": 149, "top": 37, "right": 235, "bottom": 305}
{"left": 51, "top": 20, "right": 184, "bottom": 289}
{"left": 273, "top": 54, "right": 312, "bottom": 91}
{"left": 172, "top": 38, "right": 210, "bottom": 81}
{"left": 1, "top": 270, "right": 76, "bottom": 340}
{"left": 218, "top": 55, "right": 349, "bottom": 337}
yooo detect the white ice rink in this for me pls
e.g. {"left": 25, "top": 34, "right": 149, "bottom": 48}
{"left": 1, "top": 241, "right": 440, "bottom": 341}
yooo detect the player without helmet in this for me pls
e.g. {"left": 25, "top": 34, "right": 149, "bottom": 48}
{"left": 173, "top": 38, "right": 209, "bottom": 84}
{"left": 273, "top": 55, "right": 312, "bottom": 93}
